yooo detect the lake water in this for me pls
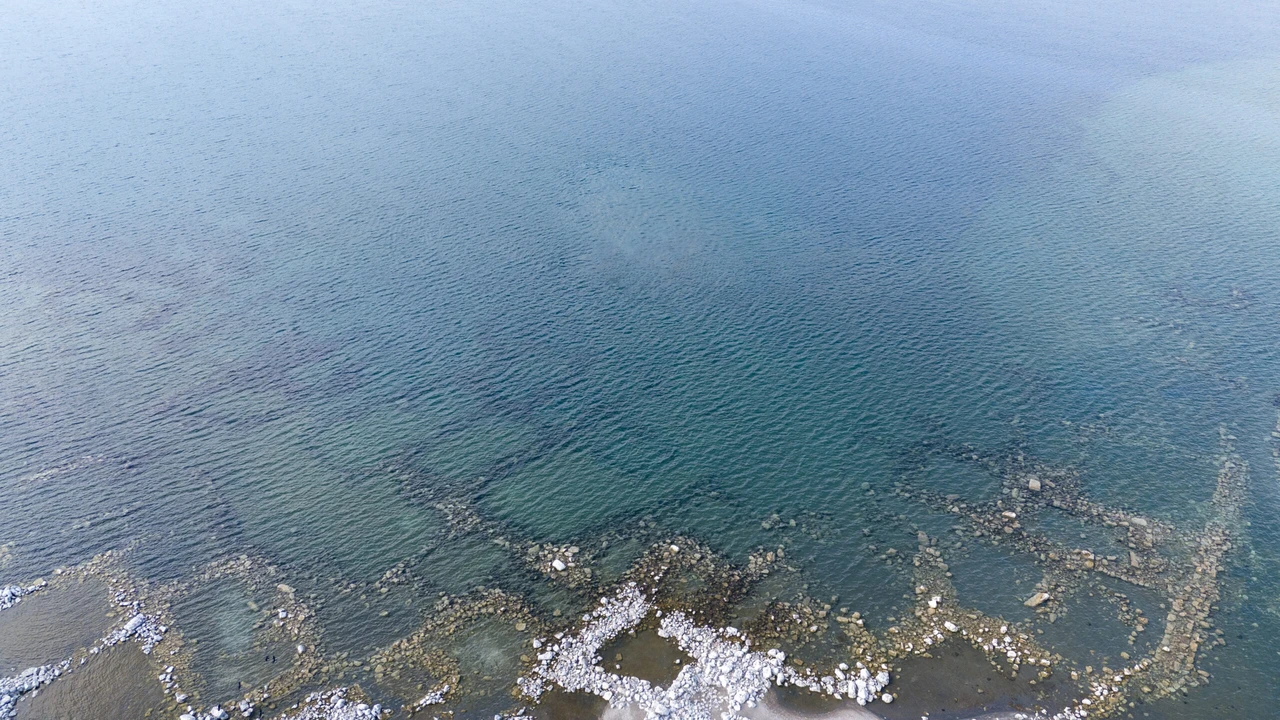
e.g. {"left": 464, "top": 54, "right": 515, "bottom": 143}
{"left": 2, "top": 0, "right": 1279, "bottom": 718}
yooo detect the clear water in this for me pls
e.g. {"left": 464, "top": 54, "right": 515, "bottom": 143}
{"left": 2, "top": 0, "right": 1279, "bottom": 717}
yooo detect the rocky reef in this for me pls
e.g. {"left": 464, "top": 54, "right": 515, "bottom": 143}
{"left": 0, "top": 419, "right": 1255, "bottom": 720}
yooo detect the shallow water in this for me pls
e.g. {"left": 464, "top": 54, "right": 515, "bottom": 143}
{"left": 0, "top": 579, "right": 109, "bottom": 673}
{"left": 2, "top": 0, "right": 1280, "bottom": 717}
{"left": 14, "top": 643, "right": 170, "bottom": 720}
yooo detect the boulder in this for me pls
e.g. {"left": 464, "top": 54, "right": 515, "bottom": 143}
{"left": 1024, "top": 592, "right": 1051, "bottom": 607}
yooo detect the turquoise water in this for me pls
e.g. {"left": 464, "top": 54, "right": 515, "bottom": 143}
{"left": 2, "top": 0, "right": 1279, "bottom": 717}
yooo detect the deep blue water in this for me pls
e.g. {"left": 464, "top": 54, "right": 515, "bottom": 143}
{"left": 2, "top": 0, "right": 1279, "bottom": 717}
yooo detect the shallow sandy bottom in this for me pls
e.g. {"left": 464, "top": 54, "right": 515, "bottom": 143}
{"left": 14, "top": 643, "right": 169, "bottom": 720}
{"left": 0, "top": 579, "right": 110, "bottom": 673}
{"left": 741, "top": 694, "right": 885, "bottom": 720}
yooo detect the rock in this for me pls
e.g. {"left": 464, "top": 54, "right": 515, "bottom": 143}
{"left": 1027, "top": 478, "right": 1041, "bottom": 492}
{"left": 276, "top": 583, "right": 295, "bottom": 595}
{"left": 551, "top": 559, "right": 567, "bottom": 572}
{"left": 123, "top": 614, "right": 146, "bottom": 634}
{"left": 515, "top": 621, "right": 527, "bottom": 632}
{"left": 881, "top": 693, "right": 893, "bottom": 703}
{"left": 944, "top": 621, "right": 959, "bottom": 632}
{"left": 1130, "top": 551, "right": 1141, "bottom": 568}
{"left": 1024, "top": 592, "right": 1051, "bottom": 607}
{"left": 210, "top": 706, "right": 229, "bottom": 719}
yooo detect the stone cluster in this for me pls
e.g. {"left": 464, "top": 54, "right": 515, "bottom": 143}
{"left": 0, "top": 579, "right": 46, "bottom": 612}
{"left": 274, "top": 688, "right": 384, "bottom": 720}
{"left": 0, "top": 664, "right": 67, "bottom": 720}
{"left": 519, "top": 583, "right": 891, "bottom": 719}
{"left": 527, "top": 542, "right": 595, "bottom": 587}
{"left": 100, "top": 605, "right": 166, "bottom": 654}
{"left": 411, "top": 684, "right": 448, "bottom": 711}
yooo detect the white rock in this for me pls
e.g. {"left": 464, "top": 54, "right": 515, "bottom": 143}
{"left": 1024, "top": 592, "right": 1051, "bottom": 607}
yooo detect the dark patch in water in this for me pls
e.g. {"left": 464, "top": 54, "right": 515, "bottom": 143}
{"left": 598, "top": 629, "right": 693, "bottom": 688}
{"left": 875, "top": 642, "right": 1068, "bottom": 720}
